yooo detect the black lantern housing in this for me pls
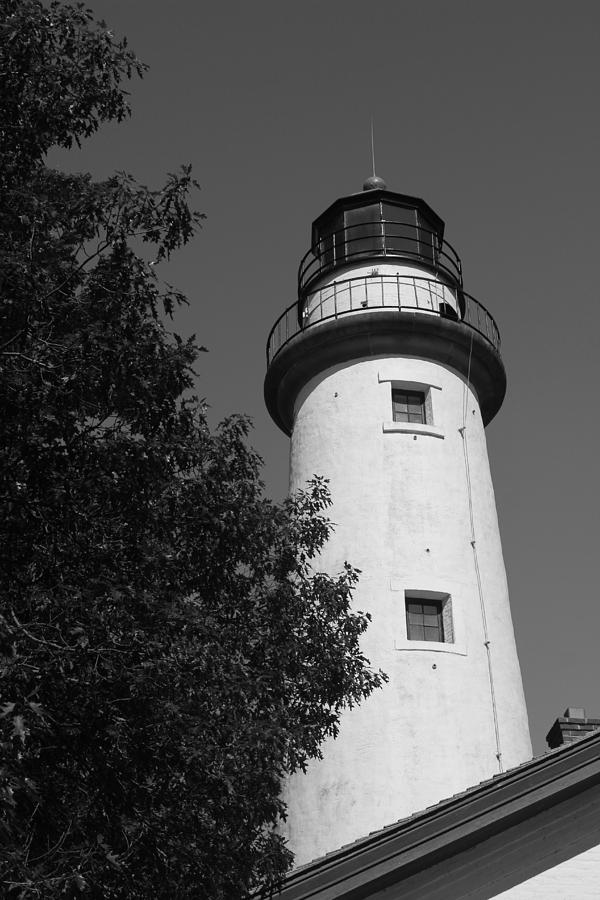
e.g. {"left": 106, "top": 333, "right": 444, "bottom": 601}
{"left": 298, "top": 189, "right": 463, "bottom": 307}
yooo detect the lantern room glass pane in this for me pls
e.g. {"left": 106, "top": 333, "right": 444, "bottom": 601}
{"left": 314, "top": 213, "right": 343, "bottom": 266}
{"left": 318, "top": 233, "right": 334, "bottom": 266}
{"left": 382, "top": 205, "right": 418, "bottom": 257}
{"left": 416, "top": 212, "right": 439, "bottom": 265}
{"left": 417, "top": 228, "right": 435, "bottom": 264}
{"left": 382, "top": 203, "right": 416, "bottom": 225}
{"left": 384, "top": 223, "right": 419, "bottom": 256}
{"left": 344, "top": 205, "right": 383, "bottom": 258}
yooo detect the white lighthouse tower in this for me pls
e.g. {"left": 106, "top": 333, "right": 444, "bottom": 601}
{"left": 264, "top": 176, "right": 532, "bottom": 866}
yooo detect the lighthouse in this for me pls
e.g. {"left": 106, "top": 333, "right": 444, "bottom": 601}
{"left": 264, "top": 176, "right": 532, "bottom": 866}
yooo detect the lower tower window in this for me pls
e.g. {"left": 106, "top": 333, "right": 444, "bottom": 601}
{"left": 405, "top": 592, "right": 453, "bottom": 643}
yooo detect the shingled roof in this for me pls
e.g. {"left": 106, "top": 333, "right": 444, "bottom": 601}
{"left": 277, "top": 727, "right": 600, "bottom": 900}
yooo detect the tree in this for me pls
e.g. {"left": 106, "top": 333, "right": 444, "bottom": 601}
{"left": 0, "top": 2, "right": 386, "bottom": 897}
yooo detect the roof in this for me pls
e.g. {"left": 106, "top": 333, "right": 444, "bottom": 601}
{"left": 277, "top": 728, "right": 600, "bottom": 900}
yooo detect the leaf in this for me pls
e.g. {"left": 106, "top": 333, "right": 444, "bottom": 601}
{"left": 73, "top": 872, "right": 87, "bottom": 891}
{"left": 12, "top": 715, "right": 27, "bottom": 744}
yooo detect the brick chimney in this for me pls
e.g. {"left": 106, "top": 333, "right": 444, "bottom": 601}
{"left": 546, "top": 708, "right": 600, "bottom": 749}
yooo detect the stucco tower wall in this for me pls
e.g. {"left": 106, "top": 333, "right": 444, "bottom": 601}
{"left": 280, "top": 353, "right": 532, "bottom": 866}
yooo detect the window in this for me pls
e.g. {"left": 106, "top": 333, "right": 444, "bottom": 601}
{"left": 344, "top": 204, "right": 383, "bottom": 257}
{"left": 405, "top": 598, "right": 444, "bottom": 642}
{"left": 392, "top": 388, "right": 426, "bottom": 424}
{"left": 383, "top": 381, "right": 442, "bottom": 437}
{"left": 415, "top": 211, "right": 439, "bottom": 265}
{"left": 404, "top": 592, "right": 454, "bottom": 644}
{"left": 438, "top": 301, "right": 458, "bottom": 321}
{"left": 314, "top": 212, "right": 343, "bottom": 266}
{"left": 382, "top": 203, "right": 418, "bottom": 257}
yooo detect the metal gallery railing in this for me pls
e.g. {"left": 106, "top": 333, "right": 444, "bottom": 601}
{"left": 266, "top": 274, "right": 501, "bottom": 366}
{"left": 298, "top": 223, "right": 463, "bottom": 296}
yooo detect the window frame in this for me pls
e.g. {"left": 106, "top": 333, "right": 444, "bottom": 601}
{"left": 403, "top": 590, "right": 455, "bottom": 647}
{"left": 392, "top": 388, "right": 427, "bottom": 425}
{"left": 405, "top": 597, "right": 445, "bottom": 643}
{"left": 378, "top": 375, "right": 444, "bottom": 438}
{"left": 390, "top": 583, "right": 465, "bottom": 654}
{"left": 383, "top": 381, "right": 444, "bottom": 438}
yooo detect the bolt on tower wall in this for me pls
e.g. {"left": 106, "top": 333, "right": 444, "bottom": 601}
{"left": 264, "top": 178, "right": 532, "bottom": 866}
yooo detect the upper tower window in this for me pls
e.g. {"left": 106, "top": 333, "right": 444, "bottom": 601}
{"left": 392, "top": 388, "right": 426, "bottom": 424}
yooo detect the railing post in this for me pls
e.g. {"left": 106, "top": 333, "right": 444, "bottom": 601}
{"left": 334, "top": 281, "right": 338, "bottom": 319}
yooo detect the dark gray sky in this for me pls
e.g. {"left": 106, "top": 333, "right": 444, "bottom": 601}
{"left": 52, "top": 0, "right": 600, "bottom": 754}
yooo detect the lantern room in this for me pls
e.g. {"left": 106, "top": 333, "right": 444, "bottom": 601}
{"left": 298, "top": 178, "right": 463, "bottom": 303}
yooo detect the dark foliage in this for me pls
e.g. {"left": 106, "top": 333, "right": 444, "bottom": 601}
{"left": 0, "top": 2, "right": 386, "bottom": 897}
